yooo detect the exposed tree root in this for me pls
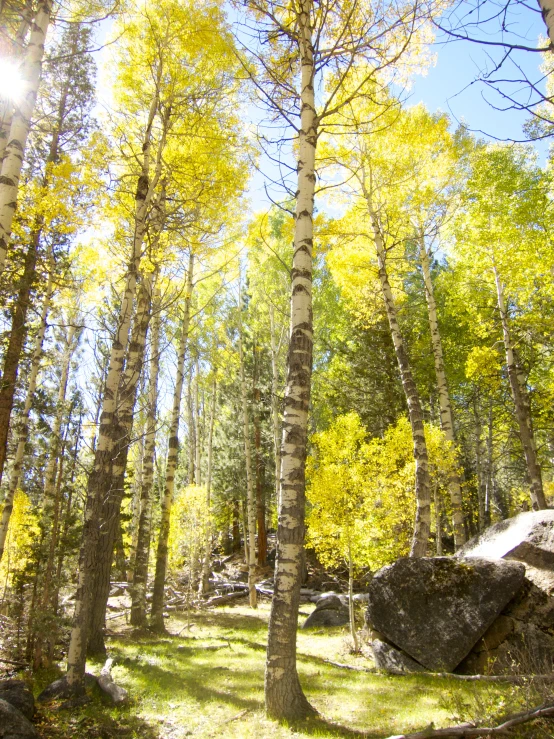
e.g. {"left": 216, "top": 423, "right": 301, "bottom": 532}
{"left": 97, "top": 658, "right": 129, "bottom": 705}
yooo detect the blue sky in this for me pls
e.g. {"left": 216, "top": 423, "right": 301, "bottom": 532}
{"left": 407, "top": 4, "right": 549, "bottom": 150}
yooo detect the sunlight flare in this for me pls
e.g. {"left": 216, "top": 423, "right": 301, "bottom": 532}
{"left": 0, "top": 58, "right": 25, "bottom": 103}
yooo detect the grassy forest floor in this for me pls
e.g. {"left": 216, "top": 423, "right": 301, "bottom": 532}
{"left": 30, "top": 602, "right": 552, "bottom": 739}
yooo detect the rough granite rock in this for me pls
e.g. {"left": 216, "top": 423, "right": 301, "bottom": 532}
{"left": 457, "top": 620, "right": 554, "bottom": 675}
{"left": 366, "top": 556, "right": 526, "bottom": 672}
{"left": 303, "top": 594, "right": 349, "bottom": 628}
{"left": 456, "top": 577, "right": 554, "bottom": 675}
{"left": 457, "top": 511, "right": 554, "bottom": 594}
{"left": 0, "top": 699, "right": 38, "bottom": 739}
{"left": 372, "top": 640, "right": 426, "bottom": 674}
{"left": 0, "top": 681, "right": 34, "bottom": 720}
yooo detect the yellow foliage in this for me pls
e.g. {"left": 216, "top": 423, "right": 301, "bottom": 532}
{"left": 0, "top": 491, "right": 39, "bottom": 595}
{"left": 168, "top": 485, "right": 211, "bottom": 577}
{"left": 465, "top": 346, "right": 503, "bottom": 391}
{"left": 306, "top": 414, "right": 459, "bottom": 572}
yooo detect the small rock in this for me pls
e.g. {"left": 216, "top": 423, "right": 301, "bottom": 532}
{"left": 0, "top": 698, "right": 38, "bottom": 738}
{"left": 36, "top": 677, "right": 71, "bottom": 704}
{"left": 372, "top": 640, "right": 426, "bottom": 674}
{"left": 314, "top": 594, "right": 347, "bottom": 609}
{"left": 303, "top": 594, "right": 349, "bottom": 628}
{"left": 303, "top": 608, "right": 349, "bottom": 628}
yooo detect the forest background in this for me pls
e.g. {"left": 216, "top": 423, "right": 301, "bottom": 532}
{"left": 0, "top": 0, "right": 554, "bottom": 729}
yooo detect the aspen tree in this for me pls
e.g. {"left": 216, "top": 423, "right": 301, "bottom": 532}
{"left": 493, "top": 266, "right": 547, "bottom": 510}
{"left": 66, "top": 81, "right": 166, "bottom": 692}
{"left": 150, "top": 253, "right": 194, "bottom": 632}
{"left": 418, "top": 238, "right": 465, "bottom": 546}
{"left": 238, "top": 287, "right": 257, "bottom": 608}
{"left": 239, "top": 0, "right": 434, "bottom": 716}
{"left": 199, "top": 377, "right": 217, "bottom": 595}
{"left": 0, "top": 22, "right": 94, "bottom": 486}
{"left": 362, "top": 184, "right": 431, "bottom": 557}
{"left": 87, "top": 269, "right": 157, "bottom": 655}
{"left": 454, "top": 143, "right": 550, "bottom": 512}
{"left": 0, "top": 0, "right": 33, "bottom": 165}
{"left": 130, "top": 285, "right": 161, "bottom": 626}
{"left": 0, "top": 0, "right": 53, "bottom": 273}
{"left": 31, "top": 320, "right": 79, "bottom": 668}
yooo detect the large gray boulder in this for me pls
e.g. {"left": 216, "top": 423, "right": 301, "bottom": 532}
{"left": 0, "top": 699, "right": 38, "bottom": 739}
{"left": 366, "top": 557, "right": 526, "bottom": 672}
{"left": 457, "top": 510, "right": 554, "bottom": 594}
{"left": 0, "top": 681, "right": 34, "bottom": 721}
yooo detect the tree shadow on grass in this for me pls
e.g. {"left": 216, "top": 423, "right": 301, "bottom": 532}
{"left": 287, "top": 713, "right": 384, "bottom": 739}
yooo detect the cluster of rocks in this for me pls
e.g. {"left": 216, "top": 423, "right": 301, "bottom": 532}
{"left": 366, "top": 510, "right": 554, "bottom": 676}
{"left": 0, "top": 679, "right": 38, "bottom": 739}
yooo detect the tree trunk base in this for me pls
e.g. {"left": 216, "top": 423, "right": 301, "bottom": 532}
{"left": 86, "top": 634, "right": 107, "bottom": 659}
{"left": 265, "top": 676, "right": 317, "bottom": 722}
{"left": 149, "top": 618, "right": 167, "bottom": 634}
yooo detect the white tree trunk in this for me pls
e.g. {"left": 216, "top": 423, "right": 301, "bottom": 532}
{"left": 0, "top": 0, "right": 53, "bottom": 273}
{"left": 418, "top": 240, "right": 465, "bottom": 548}
{"left": 269, "top": 304, "right": 283, "bottom": 511}
{"left": 493, "top": 266, "right": 547, "bottom": 510}
{"left": 362, "top": 187, "right": 431, "bottom": 557}
{"left": 150, "top": 253, "right": 194, "bottom": 630}
{"left": 199, "top": 378, "right": 217, "bottom": 595}
{"left": 238, "top": 298, "right": 257, "bottom": 609}
{"left": 0, "top": 1, "right": 33, "bottom": 166}
{"left": 347, "top": 539, "right": 359, "bottom": 652}
{"left": 265, "top": 0, "right": 317, "bottom": 719}
{"left": 195, "top": 356, "right": 201, "bottom": 486}
{"left": 130, "top": 284, "right": 161, "bottom": 627}
{"left": 66, "top": 83, "right": 164, "bottom": 690}
{"left": 537, "top": 0, "right": 554, "bottom": 45}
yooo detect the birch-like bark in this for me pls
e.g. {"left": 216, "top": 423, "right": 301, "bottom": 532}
{"left": 128, "top": 432, "right": 145, "bottom": 582}
{"left": 32, "top": 324, "right": 77, "bottom": 667}
{"left": 474, "top": 397, "right": 487, "bottom": 531}
{"left": 66, "top": 84, "right": 163, "bottom": 690}
{"left": 130, "top": 286, "right": 161, "bottom": 627}
{"left": 0, "top": 261, "right": 53, "bottom": 562}
{"left": 537, "top": 0, "right": 554, "bottom": 45}
{"left": 0, "top": 0, "right": 53, "bottom": 273}
{"left": 269, "top": 305, "right": 283, "bottom": 511}
{"left": 347, "top": 539, "right": 359, "bottom": 652}
{"left": 238, "top": 301, "right": 257, "bottom": 609}
{"left": 265, "top": 0, "right": 317, "bottom": 719}
{"left": 418, "top": 240, "right": 465, "bottom": 548}
{"left": 254, "top": 343, "right": 267, "bottom": 566}
{"left": 199, "top": 378, "right": 216, "bottom": 595}
{"left": 87, "top": 271, "right": 155, "bottom": 655}
{"left": 0, "top": 1, "right": 33, "bottom": 166}
{"left": 194, "top": 356, "right": 201, "bottom": 486}
{"left": 150, "top": 254, "right": 194, "bottom": 631}
{"left": 433, "top": 482, "right": 443, "bottom": 555}
{"left": 187, "top": 381, "right": 195, "bottom": 485}
{"left": 363, "top": 191, "right": 431, "bottom": 557}
{"left": 493, "top": 266, "right": 547, "bottom": 510}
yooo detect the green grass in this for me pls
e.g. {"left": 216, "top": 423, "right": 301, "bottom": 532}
{"left": 32, "top": 603, "right": 543, "bottom": 739}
